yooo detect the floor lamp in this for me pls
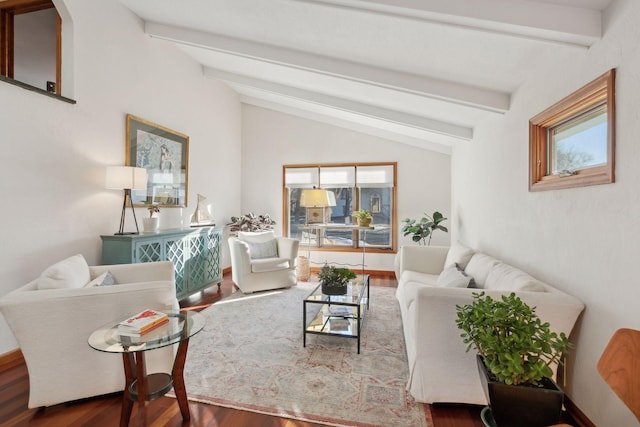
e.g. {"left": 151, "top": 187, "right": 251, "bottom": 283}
{"left": 106, "top": 166, "right": 148, "bottom": 235}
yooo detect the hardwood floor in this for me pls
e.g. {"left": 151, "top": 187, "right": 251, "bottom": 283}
{"left": 0, "top": 271, "right": 486, "bottom": 427}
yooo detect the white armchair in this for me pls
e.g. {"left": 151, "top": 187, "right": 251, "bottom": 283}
{"left": 0, "top": 258, "right": 179, "bottom": 408}
{"left": 228, "top": 231, "right": 300, "bottom": 293}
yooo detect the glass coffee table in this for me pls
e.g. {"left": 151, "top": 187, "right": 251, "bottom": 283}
{"left": 303, "top": 274, "right": 369, "bottom": 354}
{"left": 88, "top": 310, "right": 205, "bottom": 427}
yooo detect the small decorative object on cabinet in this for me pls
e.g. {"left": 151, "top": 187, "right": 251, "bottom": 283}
{"left": 101, "top": 226, "right": 222, "bottom": 300}
{"left": 190, "top": 193, "right": 215, "bottom": 227}
{"left": 143, "top": 206, "right": 160, "bottom": 232}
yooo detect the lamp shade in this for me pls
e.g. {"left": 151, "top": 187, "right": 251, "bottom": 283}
{"left": 300, "top": 188, "right": 335, "bottom": 207}
{"left": 106, "top": 166, "right": 147, "bottom": 190}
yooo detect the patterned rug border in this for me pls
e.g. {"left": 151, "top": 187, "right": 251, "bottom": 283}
{"left": 169, "top": 282, "right": 432, "bottom": 427}
{"left": 170, "top": 391, "right": 386, "bottom": 427}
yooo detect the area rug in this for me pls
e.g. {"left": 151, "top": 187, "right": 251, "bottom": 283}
{"left": 173, "top": 282, "right": 430, "bottom": 427}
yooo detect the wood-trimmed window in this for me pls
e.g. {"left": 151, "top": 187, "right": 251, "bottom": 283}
{"left": 529, "top": 69, "right": 615, "bottom": 191}
{"left": 1, "top": 0, "right": 61, "bottom": 94}
{"left": 283, "top": 162, "right": 397, "bottom": 254}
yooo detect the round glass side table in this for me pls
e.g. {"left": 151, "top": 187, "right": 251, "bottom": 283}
{"left": 88, "top": 310, "right": 205, "bottom": 427}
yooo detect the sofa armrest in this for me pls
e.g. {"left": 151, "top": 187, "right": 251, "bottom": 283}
{"left": 399, "top": 245, "right": 449, "bottom": 276}
{"left": 409, "top": 286, "right": 585, "bottom": 353}
{"left": 89, "top": 260, "right": 174, "bottom": 283}
{"left": 277, "top": 237, "right": 300, "bottom": 265}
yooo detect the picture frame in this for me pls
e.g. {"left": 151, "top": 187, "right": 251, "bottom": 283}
{"left": 126, "top": 114, "right": 189, "bottom": 207}
{"left": 371, "top": 194, "right": 381, "bottom": 213}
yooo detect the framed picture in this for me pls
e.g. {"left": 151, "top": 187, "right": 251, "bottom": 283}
{"left": 371, "top": 194, "right": 381, "bottom": 213}
{"left": 126, "top": 114, "right": 189, "bottom": 207}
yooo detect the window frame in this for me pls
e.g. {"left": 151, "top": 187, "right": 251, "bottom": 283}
{"left": 1, "top": 0, "right": 61, "bottom": 95}
{"left": 283, "top": 162, "right": 397, "bottom": 254}
{"left": 529, "top": 69, "right": 615, "bottom": 192}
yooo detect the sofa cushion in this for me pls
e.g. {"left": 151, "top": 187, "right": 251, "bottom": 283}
{"left": 247, "top": 239, "right": 278, "bottom": 259}
{"left": 464, "top": 253, "right": 500, "bottom": 288}
{"left": 485, "top": 262, "right": 546, "bottom": 292}
{"left": 436, "top": 265, "right": 473, "bottom": 288}
{"left": 400, "top": 270, "right": 439, "bottom": 287}
{"left": 444, "top": 241, "right": 475, "bottom": 270}
{"left": 251, "top": 257, "right": 290, "bottom": 273}
{"left": 38, "top": 254, "right": 91, "bottom": 290}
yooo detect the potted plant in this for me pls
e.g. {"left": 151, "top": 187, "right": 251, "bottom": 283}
{"left": 401, "top": 211, "right": 447, "bottom": 245}
{"left": 353, "top": 209, "right": 373, "bottom": 227}
{"left": 455, "top": 292, "right": 573, "bottom": 427}
{"left": 317, "top": 264, "right": 356, "bottom": 295}
{"left": 143, "top": 206, "right": 160, "bottom": 232}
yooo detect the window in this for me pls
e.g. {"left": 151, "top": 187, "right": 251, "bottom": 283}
{"left": 1, "top": 0, "right": 61, "bottom": 95}
{"left": 529, "top": 69, "right": 615, "bottom": 191}
{"left": 283, "top": 163, "right": 397, "bottom": 253}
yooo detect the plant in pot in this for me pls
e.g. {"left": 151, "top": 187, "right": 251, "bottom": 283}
{"left": 455, "top": 292, "right": 573, "bottom": 427}
{"left": 317, "top": 264, "right": 356, "bottom": 295}
{"left": 401, "top": 211, "right": 447, "bottom": 245}
{"left": 143, "top": 206, "right": 160, "bottom": 232}
{"left": 353, "top": 210, "right": 373, "bottom": 227}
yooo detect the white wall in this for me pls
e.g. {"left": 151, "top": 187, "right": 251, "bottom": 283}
{"left": 0, "top": 0, "right": 242, "bottom": 354}
{"left": 241, "top": 105, "right": 451, "bottom": 270}
{"left": 452, "top": 0, "right": 640, "bottom": 425}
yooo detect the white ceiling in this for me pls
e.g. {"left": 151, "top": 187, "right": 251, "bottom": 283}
{"left": 119, "top": 0, "right": 613, "bottom": 153}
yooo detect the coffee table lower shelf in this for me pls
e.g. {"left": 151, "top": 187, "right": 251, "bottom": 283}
{"left": 303, "top": 275, "right": 370, "bottom": 354}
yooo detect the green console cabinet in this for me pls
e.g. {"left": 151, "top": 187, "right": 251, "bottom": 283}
{"left": 101, "top": 226, "right": 222, "bottom": 300}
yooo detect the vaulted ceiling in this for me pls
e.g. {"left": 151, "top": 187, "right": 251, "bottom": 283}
{"left": 119, "top": 0, "right": 613, "bottom": 153}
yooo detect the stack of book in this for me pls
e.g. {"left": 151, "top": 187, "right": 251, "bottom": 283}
{"left": 118, "top": 309, "right": 168, "bottom": 338}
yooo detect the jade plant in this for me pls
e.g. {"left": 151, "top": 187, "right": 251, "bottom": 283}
{"left": 401, "top": 211, "right": 448, "bottom": 245}
{"left": 455, "top": 292, "right": 573, "bottom": 386}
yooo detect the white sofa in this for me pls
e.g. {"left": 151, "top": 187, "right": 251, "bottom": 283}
{"left": 228, "top": 230, "right": 299, "bottom": 293}
{"left": 395, "top": 243, "right": 585, "bottom": 405}
{"left": 0, "top": 256, "right": 179, "bottom": 408}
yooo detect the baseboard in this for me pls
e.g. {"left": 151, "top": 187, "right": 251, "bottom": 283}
{"left": 0, "top": 349, "right": 24, "bottom": 373}
{"left": 308, "top": 267, "right": 395, "bottom": 277}
{"left": 564, "top": 395, "right": 595, "bottom": 427}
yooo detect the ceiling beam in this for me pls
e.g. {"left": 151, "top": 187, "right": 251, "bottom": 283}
{"left": 293, "top": 0, "right": 602, "bottom": 47}
{"left": 145, "top": 21, "right": 510, "bottom": 113}
{"left": 205, "top": 67, "right": 473, "bottom": 143}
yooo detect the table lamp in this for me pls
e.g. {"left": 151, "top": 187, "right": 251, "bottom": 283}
{"left": 300, "top": 187, "right": 336, "bottom": 224}
{"left": 106, "top": 166, "right": 148, "bottom": 235}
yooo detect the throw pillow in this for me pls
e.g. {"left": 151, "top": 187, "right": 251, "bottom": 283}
{"left": 455, "top": 263, "right": 477, "bottom": 288}
{"left": 84, "top": 271, "right": 117, "bottom": 287}
{"left": 444, "top": 241, "right": 475, "bottom": 270}
{"left": 464, "top": 253, "right": 500, "bottom": 288}
{"left": 436, "top": 265, "right": 472, "bottom": 288}
{"left": 247, "top": 239, "right": 278, "bottom": 259}
{"left": 485, "top": 262, "right": 546, "bottom": 292}
{"left": 38, "top": 254, "right": 91, "bottom": 290}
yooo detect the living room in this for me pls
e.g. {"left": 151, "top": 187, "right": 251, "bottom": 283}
{"left": 0, "top": 0, "right": 638, "bottom": 426}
